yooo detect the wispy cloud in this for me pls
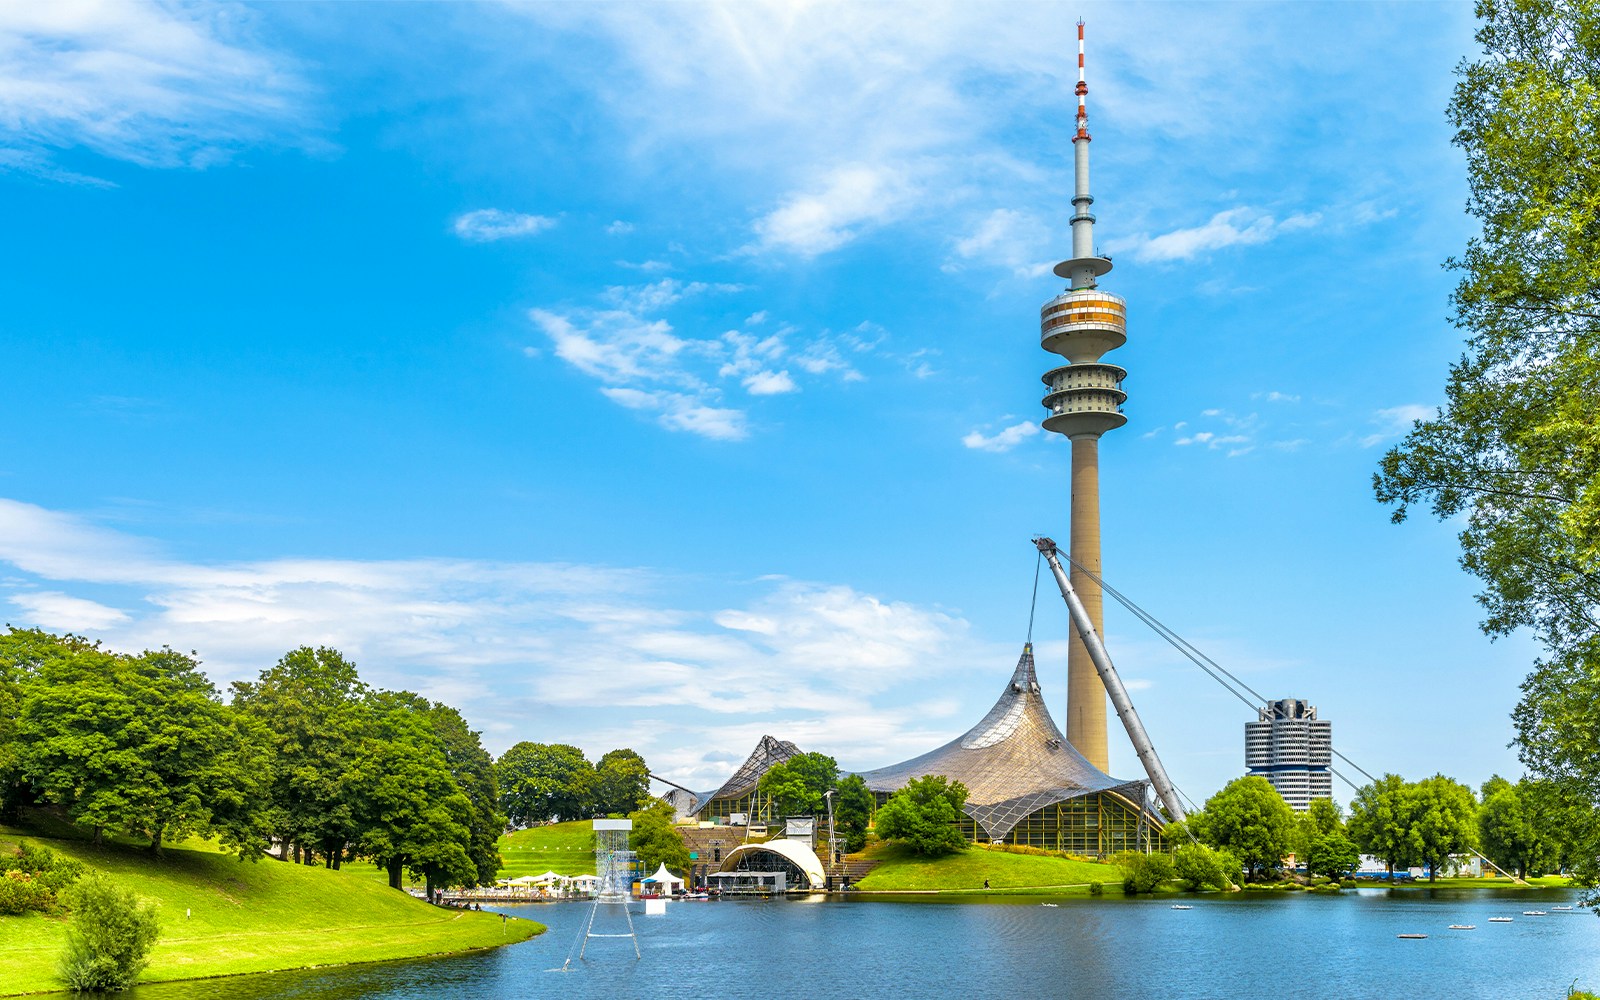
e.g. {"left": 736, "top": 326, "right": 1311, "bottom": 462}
{"left": 1110, "top": 208, "right": 1321, "bottom": 264}
{"left": 1361, "top": 403, "right": 1432, "bottom": 448}
{"left": 944, "top": 208, "right": 1053, "bottom": 277}
{"left": 0, "top": 497, "right": 986, "bottom": 785}
{"left": 962, "top": 420, "right": 1039, "bottom": 453}
{"left": 529, "top": 281, "right": 874, "bottom": 439}
{"left": 452, "top": 209, "right": 556, "bottom": 242}
{"left": 750, "top": 164, "right": 913, "bottom": 257}
{"left": 0, "top": 2, "right": 311, "bottom": 177}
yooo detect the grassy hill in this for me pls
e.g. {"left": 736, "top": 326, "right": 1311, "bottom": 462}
{"left": 855, "top": 843, "right": 1125, "bottom": 893}
{"left": 0, "top": 827, "right": 541, "bottom": 996}
{"left": 497, "top": 822, "right": 596, "bottom": 879}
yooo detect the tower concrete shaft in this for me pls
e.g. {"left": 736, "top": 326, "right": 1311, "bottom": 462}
{"left": 1039, "top": 21, "right": 1125, "bottom": 772}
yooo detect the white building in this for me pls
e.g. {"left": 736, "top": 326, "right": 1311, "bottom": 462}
{"left": 1245, "top": 698, "right": 1333, "bottom": 811}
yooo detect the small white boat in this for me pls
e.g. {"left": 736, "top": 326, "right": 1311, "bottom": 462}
{"left": 1171, "top": 904, "right": 1193, "bottom": 910}
{"left": 1397, "top": 933, "right": 1428, "bottom": 939}
{"left": 1039, "top": 903, "right": 1058, "bottom": 908}
{"left": 1553, "top": 905, "right": 1573, "bottom": 910}
{"left": 1489, "top": 917, "right": 1513, "bottom": 923}
{"left": 1448, "top": 924, "right": 1475, "bottom": 930}
{"left": 1523, "top": 910, "right": 1548, "bottom": 916}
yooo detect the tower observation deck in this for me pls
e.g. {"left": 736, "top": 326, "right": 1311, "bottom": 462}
{"left": 1041, "top": 21, "right": 1126, "bottom": 772}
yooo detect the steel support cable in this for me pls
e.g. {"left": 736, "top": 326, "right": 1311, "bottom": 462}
{"left": 1065, "top": 555, "right": 1271, "bottom": 707}
{"left": 1026, "top": 549, "right": 1043, "bottom": 646}
{"left": 1065, "top": 556, "right": 1388, "bottom": 793}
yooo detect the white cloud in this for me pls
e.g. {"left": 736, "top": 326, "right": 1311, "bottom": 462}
{"left": 452, "top": 209, "right": 556, "bottom": 242}
{"left": 606, "top": 220, "right": 635, "bottom": 235}
{"left": 0, "top": 498, "right": 986, "bottom": 785}
{"left": 1253, "top": 390, "right": 1301, "bottom": 404}
{"left": 530, "top": 287, "right": 875, "bottom": 438}
{"left": 1362, "top": 403, "right": 1433, "bottom": 448}
{"left": 600, "top": 388, "right": 747, "bottom": 441}
{"left": 0, "top": 2, "right": 310, "bottom": 176}
{"left": 750, "top": 164, "right": 912, "bottom": 256}
{"left": 946, "top": 208, "right": 1053, "bottom": 276}
{"left": 742, "top": 370, "right": 797, "bottom": 396}
{"left": 1111, "top": 208, "right": 1322, "bottom": 263}
{"left": 962, "top": 420, "right": 1039, "bottom": 453}
{"left": 9, "top": 591, "right": 129, "bottom": 631}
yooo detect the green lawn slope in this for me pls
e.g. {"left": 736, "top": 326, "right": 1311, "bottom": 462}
{"left": 0, "top": 829, "right": 541, "bottom": 997}
{"left": 497, "top": 822, "right": 596, "bottom": 879}
{"left": 854, "top": 843, "right": 1125, "bottom": 894}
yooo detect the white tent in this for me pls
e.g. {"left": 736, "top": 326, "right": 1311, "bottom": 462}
{"left": 643, "top": 863, "right": 684, "bottom": 892}
{"left": 506, "top": 875, "right": 542, "bottom": 886}
{"left": 531, "top": 870, "right": 567, "bottom": 884}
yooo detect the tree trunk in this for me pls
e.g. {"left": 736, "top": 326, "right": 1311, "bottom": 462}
{"left": 150, "top": 827, "right": 163, "bottom": 855}
{"left": 93, "top": 826, "right": 103, "bottom": 847}
{"left": 425, "top": 874, "right": 436, "bottom": 902}
{"left": 387, "top": 860, "right": 404, "bottom": 890}
{"left": 293, "top": 843, "right": 302, "bottom": 865}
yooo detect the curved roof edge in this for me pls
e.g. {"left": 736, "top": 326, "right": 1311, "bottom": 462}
{"left": 718, "top": 840, "right": 826, "bottom": 890}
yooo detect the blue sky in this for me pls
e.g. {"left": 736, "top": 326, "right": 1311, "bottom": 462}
{"left": 0, "top": 1, "right": 1523, "bottom": 806}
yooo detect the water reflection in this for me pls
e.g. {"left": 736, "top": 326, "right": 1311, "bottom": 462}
{"left": 116, "top": 889, "right": 1597, "bottom": 1000}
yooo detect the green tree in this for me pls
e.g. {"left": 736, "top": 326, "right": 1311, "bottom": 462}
{"left": 1479, "top": 782, "right": 1546, "bottom": 878}
{"left": 422, "top": 701, "right": 505, "bottom": 887}
{"left": 1171, "top": 842, "right": 1236, "bottom": 891}
{"left": 874, "top": 776, "right": 968, "bottom": 857}
{"left": 833, "top": 774, "right": 874, "bottom": 854}
{"left": 1348, "top": 773, "right": 1417, "bottom": 876}
{"left": 1114, "top": 850, "right": 1176, "bottom": 894}
{"left": 230, "top": 646, "right": 369, "bottom": 867}
{"left": 1192, "top": 777, "right": 1296, "bottom": 882}
{"left": 497, "top": 742, "right": 595, "bottom": 824}
{"left": 1295, "top": 797, "right": 1344, "bottom": 855}
{"left": 1406, "top": 774, "right": 1479, "bottom": 881}
{"left": 1370, "top": 0, "right": 1600, "bottom": 900}
{"left": 594, "top": 749, "right": 651, "bottom": 817}
{"left": 21, "top": 643, "right": 264, "bottom": 854}
{"left": 628, "top": 798, "right": 690, "bottom": 878}
{"left": 1304, "top": 832, "right": 1360, "bottom": 881}
{"left": 350, "top": 693, "right": 475, "bottom": 895}
{"left": 56, "top": 873, "right": 161, "bottom": 992}
{"left": 756, "top": 752, "right": 838, "bottom": 818}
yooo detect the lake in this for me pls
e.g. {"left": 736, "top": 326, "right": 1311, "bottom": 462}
{"left": 118, "top": 887, "right": 1597, "bottom": 1000}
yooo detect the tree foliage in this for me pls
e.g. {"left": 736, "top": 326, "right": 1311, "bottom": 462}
{"left": 1191, "top": 777, "right": 1296, "bottom": 881}
{"left": 1371, "top": 0, "right": 1600, "bottom": 899}
{"left": 594, "top": 749, "right": 651, "bottom": 817}
{"left": 57, "top": 873, "right": 161, "bottom": 993}
{"left": 1114, "top": 850, "right": 1174, "bottom": 894}
{"left": 1348, "top": 773, "right": 1416, "bottom": 874}
{"left": 756, "top": 752, "right": 838, "bottom": 818}
{"left": 874, "top": 776, "right": 968, "bottom": 857}
{"left": 628, "top": 798, "right": 690, "bottom": 878}
{"left": 833, "top": 774, "right": 874, "bottom": 854}
{"left": 1305, "top": 833, "right": 1361, "bottom": 881}
{"left": 1171, "top": 842, "right": 1236, "bottom": 891}
{"left": 498, "top": 742, "right": 594, "bottom": 824}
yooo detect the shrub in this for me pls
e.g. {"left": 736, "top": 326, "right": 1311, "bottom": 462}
{"left": 1088, "top": 881, "right": 1104, "bottom": 896}
{"left": 57, "top": 874, "right": 160, "bottom": 993}
{"left": 1173, "top": 843, "right": 1236, "bottom": 891}
{"left": 0, "top": 871, "right": 55, "bottom": 915}
{"left": 1113, "top": 851, "right": 1175, "bottom": 894}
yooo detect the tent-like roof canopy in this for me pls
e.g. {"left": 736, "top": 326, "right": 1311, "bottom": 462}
{"left": 719, "top": 839, "right": 826, "bottom": 890}
{"left": 854, "top": 644, "right": 1153, "bottom": 843}
{"left": 698, "top": 735, "right": 802, "bottom": 807}
{"left": 644, "top": 863, "right": 684, "bottom": 887}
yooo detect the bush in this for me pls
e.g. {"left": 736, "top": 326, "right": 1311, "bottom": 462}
{"left": 1088, "top": 881, "right": 1104, "bottom": 896}
{"left": 0, "top": 842, "right": 82, "bottom": 914}
{"left": 57, "top": 874, "right": 160, "bottom": 993}
{"left": 0, "top": 871, "right": 55, "bottom": 915}
{"left": 1113, "top": 851, "right": 1175, "bottom": 894}
{"left": 1173, "top": 843, "right": 1237, "bottom": 891}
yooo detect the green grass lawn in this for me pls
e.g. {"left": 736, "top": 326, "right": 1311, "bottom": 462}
{"left": 854, "top": 843, "right": 1125, "bottom": 893}
{"left": 496, "top": 822, "right": 597, "bottom": 879}
{"left": 0, "top": 828, "right": 541, "bottom": 996}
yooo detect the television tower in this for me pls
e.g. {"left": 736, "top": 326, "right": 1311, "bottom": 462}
{"left": 1039, "top": 20, "right": 1126, "bottom": 772}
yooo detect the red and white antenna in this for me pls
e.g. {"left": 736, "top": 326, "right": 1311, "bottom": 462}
{"left": 1074, "top": 19, "right": 1091, "bottom": 142}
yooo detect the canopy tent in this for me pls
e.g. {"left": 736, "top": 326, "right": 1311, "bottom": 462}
{"left": 505, "top": 875, "right": 542, "bottom": 886}
{"left": 531, "top": 871, "right": 567, "bottom": 884}
{"left": 642, "top": 864, "right": 684, "bottom": 891}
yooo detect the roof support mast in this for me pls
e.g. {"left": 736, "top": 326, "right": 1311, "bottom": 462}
{"left": 1034, "top": 536, "right": 1187, "bottom": 823}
